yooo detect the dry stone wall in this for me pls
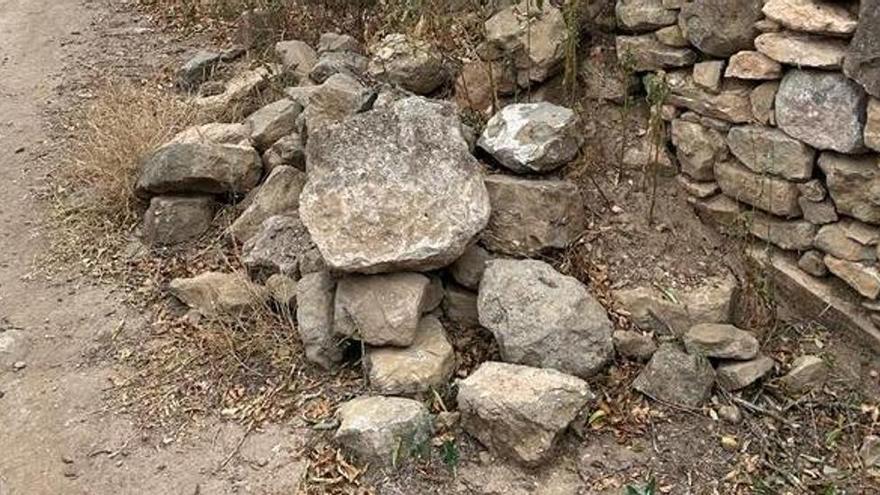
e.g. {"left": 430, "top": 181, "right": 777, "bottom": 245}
{"left": 616, "top": 0, "right": 880, "bottom": 322}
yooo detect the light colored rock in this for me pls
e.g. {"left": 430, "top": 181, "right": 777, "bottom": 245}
{"left": 309, "top": 51, "right": 369, "bottom": 84}
{"left": 824, "top": 255, "right": 880, "bottom": 299}
{"left": 747, "top": 212, "right": 817, "bottom": 251}
{"left": 334, "top": 272, "right": 433, "bottom": 347}
{"left": 844, "top": 1, "right": 880, "bottom": 98}
{"left": 296, "top": 271, "right": 342, "bottom": 369}
{"left": 169, "top": 272, "right": 268, "bottom": 316}
{"left": 229, "top": 166, "right": 306, "bottom": 243}
{"left": 193, "top": 66, "right": 274, "bottom": 115}
{"left": 301, "top": 73, "right": 375, "bottom": 135}
{"left": 242, "top": 215, "right": 314, "bottom": 281}
{"left": 443, "top": 284, "right": 481, "bottom": 327}
{"left": 775, "top": 70, "right": 868, "bottom": 153}
{"left": 799, "top": 198, "right": 839, "bottom": 225}
{"left": 615, "top": 35, "right": 697, "bottom": 71}
{"left": 755, "top": 32, "right": 847, "bottom": 70}
{"left": 633, "top": 344, "right": 715, "bottom": 407}
{"left": 762, "top": 0, "right": 857, "bottom": 36}
{"left": 478, "top": 102, "right": 583, "bottom": 174}
{"left": 860, "top": 435, "right": 880, "bottom": 468}
{"left": 265, "top": 273, "right": 297, "bottom": 307}
{"left": 616, "top": 0, "right": 677, "bottom": 31}
{"left": 450, "top": 244, "right": 492, "bottom": 290}
{"left": 275, "top": 40, "right": 317, "bottom": 82}
{"left": 798, "top": 179, "right": 826, "bottom": 202}
{"left": 676, "top": 175, "right": 719, "bottom": 198}
{"left": 457, "top": 361, "right": 593, "bottom": 466}
{"left": 136, "top": 142, "right": 262, "bottom": 196}
{"left": 482, "top": 175, "right": 586, "bottom": 256}
{"left": 244, "top": 98, "right": 303, "bottom": 151}
{"left": 716, "top": 355, "right": 775, "bottom": 391}
{"left": 798, "top": 250, "right": 828, "bottom": 277}
{"left": 335, "top": 396, "right": 433, "bottom": 468}
{"left": 262, "top": 133, "right": 305, "bottom": 171}
{"left": 726, "top": 125, "right": 815, "bottom": 180}
{"left": 691, "top": 194, "right": 745, "bottom": 229}
{"left": 364, "top": 315, "right": 455, "bottom": 396}
{"left": 301, "top": 97, "right": 489, "bottom": 273}
{"left": 284, "top": 85, "right": 320, "bottom": 107}
{"left": 483, "top": 1, "right": 567, "bottom": 83}
{"left": 614, "top": 275, "right": 738, "bottom": 336}
{"left": 693, "top": 61, "right": 725, "bottom": 93}
{"left": 714, "top": 159, "right": 801, "bottom": 217}
{"left": 318, "top": 33, "right": 361, "bottom": 54}
{"left": 671, "top": 118, "right": 728, "bottom": 181}
{"left": 755, "top": 19, "right": 783, "bottom": 33}
{"left": 818, "top": 152, "right": 880, "bottom": 224}
{"left": 678, "top": 0, "right": 764, "bottom": 57}
{"left": 684, "top": 323, "right": 759, "bottom": 360}
{"left": 718, "top": 405, "right": 743, "bottom": 424}
{"left": 749, "top": 81, "right": 779, "bottom": 126}
{"left": 613, "top": 330, "right": 657, "bottom": 361}
{"left": 778, "top": 355, "right": 827, "bottom": 393}
{"left": 622, "top": 133, "right": 677, "bottom": 176}
{"left": 169, "top": 122, "right": 251, "bottom": 147}
{"left": 666, "top": 70, "right": 753, "bottom": 123}
{"left": 142, "top": 195, "right": 215, "bottom": 246}
{"left": 368, "top": 33, "right": 446, "bottom": 94}
{"left": 725, "top": 51, "right": 782, "bottom": 80}
{"left": 867, "top": 98, "right": 880, "bottom": 153}
{"left": 679, "top": 111, "right": 733, "bottom": 132}
{"left": 655, "top": 25, "right": 689, "bottom": 48}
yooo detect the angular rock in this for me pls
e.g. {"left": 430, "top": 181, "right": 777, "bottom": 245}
{"left": 169, "top": 123, "right": 251, "bottom": 147}
{"left": 691, "top": 194, "right": 745, "bottom": 229}
{"left": 715, "top": 159, "right": 801, "bottom": 217}
{"left": 748, "top": 212, "right": 816, "bottom": 251}
{"left": 671, "top": 119, "right": 728, "bottom": 181}
{"left": 762, "top": 0, "right": 857, "bottom": 35}
{"left": 755, "top": 32, "right": 847, "bottom": 70}
{"left": 335, "top": 396, "right": 433, "bottom": 468}
{"left": 798, "top": 179, "right": 827, "bottom": 202}
{"left": 301, "top": 97, "right": 488, "bottom": 273}
{"left": 242, "top": 215, "right": 314, "bottom": 281}
{"left": 296, "top": 271, "right": 343, "bottom": 368}
{"left": 776, "top": 70, "right": 868, "bottom": 153}
{"left": 266, "top": 273, "right": 297, "bottom": 307}
{"left": 799, "top": 198, "right": 839, "bottom": 225}
{"left": 666, "top": 70, "right": 753, "bottom": 123}
{"left": 482, "top": 175, "right": 586, "bottom": 256}
{"left": 778, "top": 355, "right": 827, "bottom": 393}
{"left": 684, "top": 323, "right": 760, "bottom": 360}
{"left": 655, "top": 25, "right": 689, "bottom": 48}
{"left": 334, "top": 272, "right": 433, "bottom": 347}
{"left": 861, "top": 436, "right": 880, "bottom": 468}
{"left": 309, "top": 51, "right": 369, "bottom": 84}
{"left": 364, "top": 315, "right": 455, "bottom": 396}
{"left": 142, "top": 195, "right": 215, "bottom": 246}
{"left": 262, "top": 133, "right": 305, "bottom": 172}
{"left": 193, "top": 66, "right": 274, "bottom": 115}
{"left": 454, "top": 59, "right": 518, "bottom": 114}
{"left": 725, "top": 51, "right": 782, "bottom": 80}
{"left": 676, "top": 175, "right": 719, "bottom": 198}
{"left": 616, "top": 0, "right": 678, "bottom": 32}
{"left": 368, "top": 33, "right": 446, "bottom": 95}
{"left": 301, "top": 73, "right": 376, "bottom": 135}
{"left": 632, "top": 344, "right": 715, "bottom": 407}
{"left": 443, "top": 284, "right": 481, "bottom": 327}
{"left": 750, "top": 81, "right": 779, "bottom": 126}
{"left": 693, "top": 61, "right": 725, "bottom": 93}
{"left": 680, "top": 110, "right": 733, "bottom": 132}
{"left": 824, "top": 255, "right": 880, "bottom": 299}
{"left": 845, "top": 2, "right": 880, "bottom": 98}
{"left": 318, "top": 33, "right": 361, "bottom": 54}
{"left": 478, "top": 102, "right": 582, "bottom": 174}
{"left": 177, "top": 50, "right": 224, "bottom": 89}
{"left": 244, "top": 98, "right": 303, "bottom": 151}
{"left": 818, "top": 152, "right": 880, "bottom": 224}
{"left": 727, "top": 125, "right": 815, "bottom": 180}
{"left": 275, "top": 40, "right": 317, "bottom": 82}
{"left": 613, "top": 330, "right": 657, "bottom": 362}
{"left": 136, "top": 142, "right": 262, "bottom": 196}
{"left": 622, "top": 133, "right": 677, "bottom": 176}
{"left": 169, "top": 272, "right": 268, "bottom": 316}
{"left": 799, "top": 250, "right": 828, "bottom": 277}
{"left": 867, "top": 98, "right": 880, "bottom": 153}
{"left": 457, "top": 361, "right": 593, "bottom": 466}
{"left": 478, "top": 259, "right": 613, "bottom": 378}
{"left": 716, "top": 355, "right": 775, "bottom": 391}
{"left": 615, "top": 35, "right": 697, "bottom": 72}
{"left": 678, "top": 0, "right": 764, "bottom": 57}
{"left": 284, "top": 85, "right": 320, "bottom": 107}
{"left": 483, "top": 0, "right": 567, "bottom": 83}
{"left": 450, "top": 244, "right": 492, "bottom": 290}
{"left": 229, "top": 166, "right": 306, "bottom": 243}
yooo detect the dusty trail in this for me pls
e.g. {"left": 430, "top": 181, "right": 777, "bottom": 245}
{"left": 0, "top": 1, "right": 306, "bottom": 493}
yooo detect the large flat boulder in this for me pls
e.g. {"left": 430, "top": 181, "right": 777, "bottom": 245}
{"left": 478, "top": 259, "right": 613, "bottom": 378}
{"left": 762, "top": 0, "right": 857, "bottom": 35}
{"left": 169, "top": 272, "right": 268, "bottom": 316}
{"left": 755, "top": 32, "right": 847, "bottom": 70}
{"left": 666, "top": 70, "right": 753, "bottom": 123}
{"left": 301, "top": 97, "right": 490, "bottom": 273}
{"left": 615, "top": 35, "right": 697, "bottom": 72}
{"left": 136, "top": 142, "right": 262, "bottom": 196}
{"left": 457, "top": 362, "right": 593, "bottom": 466}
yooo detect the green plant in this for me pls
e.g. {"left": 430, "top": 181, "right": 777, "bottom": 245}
{"left": 624, "top": 478, "right": 657, "bottom": 495}
{"left": 441, "top": 439, "right": 460, "bottom": 472}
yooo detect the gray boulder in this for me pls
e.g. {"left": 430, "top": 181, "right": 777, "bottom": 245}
{"left": 483, "top": 0, "right": 567, "bottom": 84}
{"left": 678, "top": 0, "right": 764, "bottom": 57}
{"left": 843, "top": 0, "right": 880, "bottom": 98}
{"left": 613, "top": 330, "right": 657, "bottom": 362}
{"left": 244, "top": 98, "right": 303, "bottom": 151}
{"left": 817, "top": 152, "right": 880, "bottom": 225}
{"left": 274, "top": 40, "right": 317, "bottom": 82}
{"left": 457, "top": 361, "right": 593, "bottom": 466}
{"left": 815, "top": 220, "right": 878, "bottom": 262}
{"left": 368, "top": 33, "right": 446, "bottom": 95}
{"left": 671, "top": 118, "right": 729, "bottom": 181}
{"left": 300, "top": 73, "right": 376, "bottom": 135}
{"left": 683, "top": 323, "right": 760, "bottom": 360}
{"left": 747, "top": 212, "right": 817, "bottom": 251}
{"left": 824, "top": 255, "right": 880, "bottom": 299}
{"left": 142, "top": 195, "right": 215, "bottom": 246}
{"left": 775, "top": 70, "right": 867, "bottom": 154}
{"left": 727, "top": 125, "right": 815, "bottom": 181}
{"left": 762, "top": 0, "right": 857, "bottom": 35}
{"left": 666, "top": 70, "right": 753, "bottom": 123}
{"left": 229, "top": 165, "right": 306, "bottom": 243}
{"left": 300, "top": 97, "right": 490, "bottom": 273}
{"left": 478, "top": 259, "right": 613, "bottom": 378}
{"left": 755, "top": 32, "right": 847, "bottom": 70}
{"left": 482, "top": 175, "right": 586, "bottom": 256}
{"left": 309, "top": 51, "right": 369, "bottom": 84}
{"left": 296, "top": 271, "right": 343, "bottom": 369}
{"left": 715, "top": 159, "right": 801, "bottom": 217}
{"left": 716, "top": 355, "right": 775, "bottom": 391}
{"left": 450, "top": 244, "right": 492, "bottom": 290}
{"left": 318, "top": 33, "right": 361, "bottom": 54}
{"left": 136, "top": 142, "right": 262, "bottom": 196}
{"left": 262, "top": 133, "right": 305, "bottom": 172}
{"left": 633, "top": 344, "right": 715, "bottom": 407}
{"left": 242, "top": 215, "right": 314, "bottom": 281}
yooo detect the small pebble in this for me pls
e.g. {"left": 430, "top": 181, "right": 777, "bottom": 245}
{"left": 718, "top": 405, "right": 743, "bottom": 424}
{"left": 61, "top": 455, "right": 74, "bottom": 464}
{"left": 12, "top": 361, "right": 26, "bottom": 371}
{"left": 720, "top": 435, "right": 738, "bottom": 451}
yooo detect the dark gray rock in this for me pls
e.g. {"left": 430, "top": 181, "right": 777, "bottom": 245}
{"left": 136, "top": 142, "right": 262, "bottom": 196}
{"left": 843, "top": 0, "right": 880, "bottom": 98}
{"left": 633, "top": 343, "right": 715, "bottom": 407}
{"left": 143, "top": 195, "right": 215, "bottom": 246}
{"left": 678, "top": 0, "right": 764, "bottom": 57}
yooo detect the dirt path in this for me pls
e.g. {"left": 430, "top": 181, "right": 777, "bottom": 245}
{"left": 0, "top": 1, "right": 307, "bottom": 493}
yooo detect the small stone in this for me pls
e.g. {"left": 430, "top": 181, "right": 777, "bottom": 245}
{"left": 265, "top": 273, "right": 297, "bottom": 307}
{"left": 762, "top": 0, "right": 857, "bottom": 36}
{"left": 714, "top": 160, "right": 801, "bottom": 217}
{"left": 720, "top": 435, "right": 739, "bottom": 451}
{"left": 177, "top": 50, "right": 224, "bottom": 89}
{"left": 726, "top": 125, "right": 815, "bottom": 180}
{"left": 725, "top": 51, "right": 782, "bottom": 80}
{"left": 866, "top": 98, "right": 880, "bottom": 153}
{"left": 824, "top": 255, "right": 880, "bottom": 299}
{"left": 655, "top": 25, "right": 689, "bottom": 48}
{"left": 368, "top": 33, "right": 446, "bottom": 94}
{"left": 309, "top": 51, "right": 369, "bottom": 84}
{"left": 275, "top": 40, "right": 317, "bottom": 82}
{"left": 684, "top": 323, "right": 759, "bottom": 360}
{"left": 364, "top": 315, "right": 455, "bottom": 396}
{"left": 778, "top": 355, "right": 827, "bottom": 393}
{"left": 335, "top": 396, "right": 433, "bottom": 469}
{"left": 450, "top": 244, "right": 492, "bottom": 290}
{"left": 818, "top": 152, "right": 880, "bottom": 224}
{"left": 613, "top": 330, "right": 657, "bottom": 362}
{"left": 676, "top": 175, "right": 719, "bottom": 198}
{"left": 615, "top": 0, "right": 678, "bottom": 31}
{"left": 614, "top": 35, "right": 697, "bottom": 72}
{"left": 142, "top": 196, "right": 215, "bottom": 246}
{"left": 718, "top": 405, "right": 743, "bottom": 424}
{"left": 633, "top": 344, "right": 715, "bottom": 407}
{"left": 747, "top": 212, "right": 817, "bottom": 251}
{"left": 318, "top": 32, "right": 361, "bottom": 54}
{"left": 750, "top": 81, "right": 779, "bottom": 126}
{"left": 262, "top": 133, "right": 305, "bottom": 172}
{"left": 457, "top": 361, "right": 593, "bottom": 466}
{"left": 716, "top": 355, "right": 775, "bottom": 391}
{"left": 679, "top": 0, "right": 764, "bottom": 57}
{"left": 443, "top": 284, "right": 481, "bottom": 328}
{"left": 242, "top": 215, "right": 314, "bottom": 281}
{"left": 797, "top": 179, "right": 826, "bottom": 202}
{"left": 671, "top": 118, "right": 729, "bottom": 181}
{"left": 860, "top": 435, "right": 880, "bottom": 468}
{"left": 244, "top": 98, "right": 303, "bottom": 151}
{"left": 755, "top": 32, "right": 847, "bottom": 70}
{"left": 798, "top": 250, "right": 828, "bottom": 277}
{"left": 815, "top": 220, "right": 878, "bottom": 262}
{"left": 169, "top": 272, "right": 268, "bottom": 316}
{"left": 193, "top": 66, "right": 275, "bottom": 115}
{"left": 296, "top": 272, "right": 343, "bottom": 369}
{"left": 666, "top": 70, "right": 753, "bottom": 123}
{"left": 799, "top": 198, "right": 839, "bottom": 225}
{"left": 334, "top": 272, "right": 434, "bottom": 347}
{"left": 478, "top": 102, "right": 583, "bottom": 174}
{"left": 693, "top": 61, "right": 725, "bottom": 93}
{"left": 229, "top": 166, "right": 306, "bottom": 243}
{"left": 13, "top": 361, "right": 26, "bottom": 371}
{"left": 692, "top": 194, "right": 744, "bottom": 229}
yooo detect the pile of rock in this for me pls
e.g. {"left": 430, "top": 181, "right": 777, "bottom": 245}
{"left": 615, "top": 0, "right": 880, "bottom": 336}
